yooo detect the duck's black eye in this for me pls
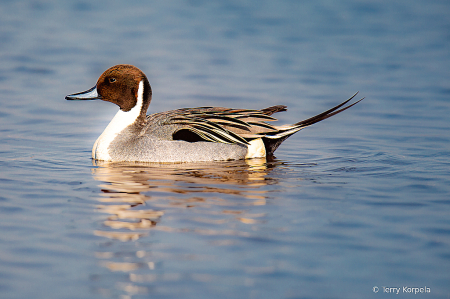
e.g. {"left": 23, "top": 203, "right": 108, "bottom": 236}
{"left": 109, "top": 78, "right": 116, "bottom": 83}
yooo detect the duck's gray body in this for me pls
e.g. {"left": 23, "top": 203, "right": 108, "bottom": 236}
{"left": 106, "top": 130, "right": 247, "bottom": 163}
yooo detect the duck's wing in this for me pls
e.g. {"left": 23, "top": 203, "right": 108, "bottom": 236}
{"left": 145, "top": 93, "right": 363, "bottom": 155}
{"left": 146, "top": 105, "right": 288, "bottom": 145}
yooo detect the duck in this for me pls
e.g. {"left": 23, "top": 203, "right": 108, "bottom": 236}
{"left": 66, "top": 64, "right": 363, "bottom": 163}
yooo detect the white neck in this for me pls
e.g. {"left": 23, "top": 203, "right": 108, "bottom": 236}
{"left": 92, "top": 80, "right": 144, "bottom": 160}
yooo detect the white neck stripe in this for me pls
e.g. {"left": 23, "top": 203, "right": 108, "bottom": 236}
{"left": 92, "top": 80, "right": 144, "bottom": 160}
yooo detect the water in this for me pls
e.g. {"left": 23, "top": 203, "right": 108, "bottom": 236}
{"left": 1, "top": 0, "right": 449, "bottom": 298}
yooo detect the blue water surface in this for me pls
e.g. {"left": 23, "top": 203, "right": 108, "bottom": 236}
{"left": 0, "top": 0, "right": 449, "bottom": 298}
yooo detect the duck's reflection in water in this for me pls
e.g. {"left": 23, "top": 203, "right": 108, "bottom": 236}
{"left": 92, "top": 158, "right": 276, "bottom": 232}
{"left": 90, "top": 158, "right": 284, "bottom": 290}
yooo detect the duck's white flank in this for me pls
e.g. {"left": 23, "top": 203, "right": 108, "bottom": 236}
{"left": 245, "top": 138, "right": 266, "bottom": 159}
{"left": 92, "top": 80, "right": 144, "bottom": 160}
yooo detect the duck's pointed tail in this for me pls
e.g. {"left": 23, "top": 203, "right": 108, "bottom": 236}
{"left": 262, "top": 92, "right": 364, "bottom": 155}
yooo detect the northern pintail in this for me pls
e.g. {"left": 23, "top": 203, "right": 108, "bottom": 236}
{"left": 66, "top": 64, "right": 363, "bottom": 163}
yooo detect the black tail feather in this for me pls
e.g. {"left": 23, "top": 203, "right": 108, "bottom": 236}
{"left": 294, "top": 92, "right": 363, "bottom": 128}
{"left": 263, "top": 92, "right": 364, "bottom": 155}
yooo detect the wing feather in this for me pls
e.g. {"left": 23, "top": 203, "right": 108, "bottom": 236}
{"left": 154, "top": 94, "right": 362, "bottom": 149}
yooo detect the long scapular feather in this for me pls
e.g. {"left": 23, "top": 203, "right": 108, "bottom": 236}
{"left": 197, "top": 114, "right": 252, "bottom": 127}
{"left": 189, "top": 123, "right": 249, "bottom": 145}
{"left": 170, "top": 115, "right": 249, "bottom": 145}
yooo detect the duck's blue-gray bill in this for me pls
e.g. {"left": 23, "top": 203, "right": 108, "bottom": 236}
{"left": 65, "top": 86, "right": 101, "bottom": 100}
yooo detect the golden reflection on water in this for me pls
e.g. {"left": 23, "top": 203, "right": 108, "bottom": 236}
{"left": 91, "top": 158, "right": 275, "bottom": 240}
{"left": 90, "top": 158, "right": 281, "bottom": 292}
